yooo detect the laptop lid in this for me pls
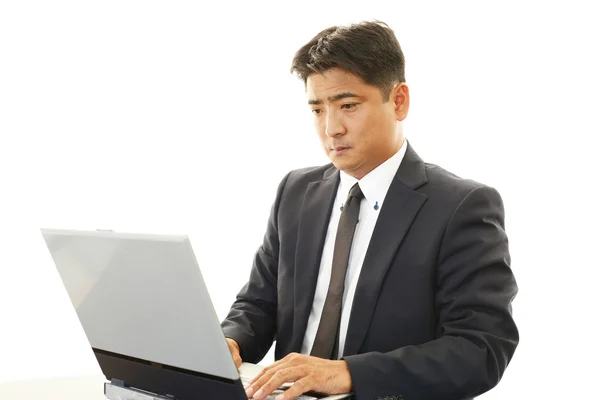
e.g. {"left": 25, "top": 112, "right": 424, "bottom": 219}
{"left": 41, "top": 228, "right": 246, "bottom": 399}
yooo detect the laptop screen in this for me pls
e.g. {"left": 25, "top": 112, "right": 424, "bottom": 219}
{"left": 41, "top": 229, "right": 239, "bottom": 381}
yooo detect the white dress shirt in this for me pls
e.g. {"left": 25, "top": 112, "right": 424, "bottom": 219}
{"left": 300, "top": 139, "right": 408, "bottom": 358}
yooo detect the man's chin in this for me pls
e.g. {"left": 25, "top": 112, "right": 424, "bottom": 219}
{"left": 331, "top": 160, "right": 357, "bottom": 173}
{"left": 330, "top": 160, "right": 348, "bottom": 170}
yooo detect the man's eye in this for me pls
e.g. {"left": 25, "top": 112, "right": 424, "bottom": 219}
{"left": 342, "top": 103, "right": 357, "bottom": 110}
{"left": 311, "top": 109, "right": 322, "bottom": 115}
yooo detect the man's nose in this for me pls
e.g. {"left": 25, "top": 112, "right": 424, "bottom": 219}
{"left": 325, "top": 112, "right": 345, "bottom": 137}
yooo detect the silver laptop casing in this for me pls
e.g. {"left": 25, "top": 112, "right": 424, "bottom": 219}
{"left": 41, "top": 229, "right": 238, "bottom": 381}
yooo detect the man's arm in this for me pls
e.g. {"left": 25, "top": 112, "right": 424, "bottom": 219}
{"left": 221, "top": 172, "right": 291, "bottom": 364}
{"left": 344, "top": 185, "right": 519, "bottom": 399}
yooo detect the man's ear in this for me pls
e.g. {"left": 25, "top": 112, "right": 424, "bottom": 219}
{"left": 393, "top": 83, "right": 410, "bottom": 121}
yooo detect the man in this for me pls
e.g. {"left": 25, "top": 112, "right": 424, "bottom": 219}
{"left": 221, "top": 21, "right": 518, "bottom": 400}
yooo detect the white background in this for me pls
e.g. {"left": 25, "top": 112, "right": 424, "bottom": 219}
{"left": 1, "top": 0, "right": 599, "bottom": 398}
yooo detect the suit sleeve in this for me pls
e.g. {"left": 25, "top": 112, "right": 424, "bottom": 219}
{"left": 343, "top": 185, "right": 519, "bottom": 399}
{"left": 220, "top": 172, "right": 291, "bottom": 363}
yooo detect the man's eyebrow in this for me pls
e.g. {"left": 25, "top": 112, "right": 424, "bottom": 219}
{"left": 308, "top": 92, "right": 360, "bottom": 105}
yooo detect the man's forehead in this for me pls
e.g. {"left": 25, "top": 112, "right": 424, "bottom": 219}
{"left": 306, "top": 69, "right": 367, "bottom": 103}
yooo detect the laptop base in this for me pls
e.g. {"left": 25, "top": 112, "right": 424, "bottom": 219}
{"left": 105, "top": 380, "right": 176, "bottom": 400}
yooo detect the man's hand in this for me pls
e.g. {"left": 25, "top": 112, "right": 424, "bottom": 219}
{"left": 244, "top": 353, "right": 352, "bottom": 400}
{"left": 226, "top": 338, "right": 242, "bottom": 368}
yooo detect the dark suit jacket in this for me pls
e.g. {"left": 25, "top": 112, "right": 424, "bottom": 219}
{"left": 222, "top": 143, "right": 519, "bottom": 400}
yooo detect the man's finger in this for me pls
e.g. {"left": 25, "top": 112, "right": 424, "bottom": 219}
{"left": 246, "top": 365, "right": 269, "bottom": 389}
{"left": 279, "top": 377, "right": 313, "bottom": 400}
{"left": 247, "top": 365, "right": 295, "bottom": 398}
{"left": 246, "top": 355, "right": 295, "bottom": 388}
{"left": 247, "top": 353, "right": 306, "bottom": 387}
{"left": 245, "top": 366, "right": 278, "bottom": 397}
{"left": 250, "top": 366, "right": 306, "bottom": 400}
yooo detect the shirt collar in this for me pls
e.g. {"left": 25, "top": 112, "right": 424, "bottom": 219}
{"left": 338, "top": 139, "right": 408, "bottom": 209}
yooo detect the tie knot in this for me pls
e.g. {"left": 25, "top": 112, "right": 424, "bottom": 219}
{"left": 348, "top": 183, "right": 364, "bottom": 201}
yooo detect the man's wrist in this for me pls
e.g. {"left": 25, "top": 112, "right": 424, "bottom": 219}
{"left": 334, "top": 360, "right": 353, "bottom": 393}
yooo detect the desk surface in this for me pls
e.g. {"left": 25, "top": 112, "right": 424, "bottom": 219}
{"left": 0, "top": 363, "right": 265, "bottom": 399}
{"left": 0, "top": 375, "right": 107, "bottom": 399}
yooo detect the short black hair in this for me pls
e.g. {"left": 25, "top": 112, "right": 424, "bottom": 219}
{"left": 290, "top": 20, "right": 406, "bottom": 100}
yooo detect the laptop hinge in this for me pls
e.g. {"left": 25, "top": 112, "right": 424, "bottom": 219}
{"left": 110, "top": 378, "right": 125, "bottom": 387}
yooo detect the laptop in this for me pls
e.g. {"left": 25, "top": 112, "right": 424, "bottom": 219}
{"left": 41, "top": 229, "right": 352, "bottom": 400}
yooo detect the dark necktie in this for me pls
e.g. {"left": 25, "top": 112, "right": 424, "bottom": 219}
{"left": 310, "top": 182, "right": 364, "bottom": 360}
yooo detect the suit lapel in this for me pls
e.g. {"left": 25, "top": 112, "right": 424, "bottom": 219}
{"left": 290, "top": 166, "right": 339, "bottom": 352}
{"left": 343, "top": 143, "right": 429, "bottom": 356}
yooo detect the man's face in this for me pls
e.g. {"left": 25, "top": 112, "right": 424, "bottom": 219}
{"left": 306, "top": 68, "right": 409, "bottom": 179}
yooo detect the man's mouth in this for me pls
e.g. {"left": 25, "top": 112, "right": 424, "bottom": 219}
{"left": 332, "top": 146, "right": 350, "bottom": 155}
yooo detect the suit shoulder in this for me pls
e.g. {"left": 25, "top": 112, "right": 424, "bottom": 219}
{"left": 285, "top": 164, "right": 334, "bottom": 185}
{"left": 422, "top": 162, "right": 499, "bottom": 200}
